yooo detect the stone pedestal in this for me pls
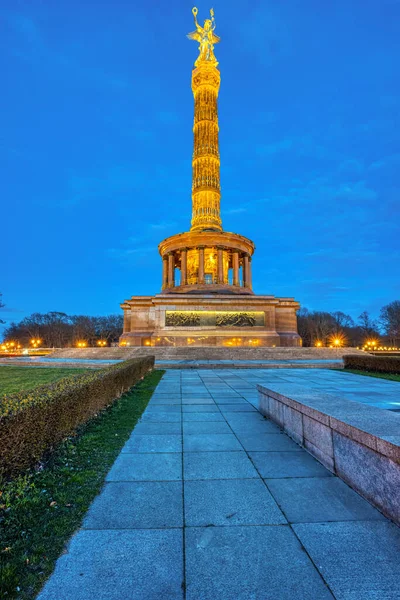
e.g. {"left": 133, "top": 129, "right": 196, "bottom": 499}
{"left": 120, "top": 294, "right": 301, "bottom": 347}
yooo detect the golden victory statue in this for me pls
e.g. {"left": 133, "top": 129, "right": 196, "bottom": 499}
{"left": 187, "top": 7, "right": 220, "bottom": 66}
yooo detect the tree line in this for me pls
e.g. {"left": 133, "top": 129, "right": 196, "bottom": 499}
{"left": 2, "top": 312, "right": 123, "bottom": 348}
{"left": 297, "top": 301, "right": 400, "bottom": 347}
{"left": 1, "top": 292, "right": 399, "bottom": 348}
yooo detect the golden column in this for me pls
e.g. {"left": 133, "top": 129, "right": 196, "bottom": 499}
{"left": 188, "top": 7, "right": 222, "bottom": 233}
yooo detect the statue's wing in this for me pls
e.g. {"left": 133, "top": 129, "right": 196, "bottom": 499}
{"left": 212, "top": 33, "right": 221, "bottom": 44}
{"left": 187, "top": 30, "right": 201, "bottom": 42}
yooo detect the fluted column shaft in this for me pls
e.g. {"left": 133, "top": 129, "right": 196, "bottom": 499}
{"left": 232, "top": 251, "right": 240, "bottom": 286}
{"left": 198, "top": 247, "right": 205, "bottom": 284}
{"left": 247, "top": 256, "right": 253, "bottom": 290}
{"left": 180, "top": 248, "right": 188, "bottom": 286}
{"left": 168, "top": 253, "right": 175, "bottom": 288}
{"left": 217, "top": 247, "right": 224, "bottom": 284}
{"left": 243, "top": 253, "right": 250, "bottom": 288}
{"left": 191, "top": 65, "right": 222, "bottom": 232}
{"left": 162, "top": 256, "right": 168, "bottom": 290}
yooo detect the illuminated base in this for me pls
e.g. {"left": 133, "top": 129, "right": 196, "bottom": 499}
{"left": 120, "top": 294, "right": 301, "bottom": 348}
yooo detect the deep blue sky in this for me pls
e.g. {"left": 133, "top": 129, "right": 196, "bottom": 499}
{"left": 1, "top": 0, "right": 399, "bottom": 331}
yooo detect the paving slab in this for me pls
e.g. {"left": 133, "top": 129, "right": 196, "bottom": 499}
{"left": 229, "top": 420, "right": 285, "bottom": 435}
{"left": 83, "top": 481, "right": 183, "bottom": 529}
{"left": 185, "top": 526, "right": 333, "bottom": 600}
{"left": 122, "top": 434, "right": 182, "bottom": 453}
{"left": 182, "top": 397, "right": 216, "bottom": 404}
{"left": 293, "top": 521, "right": 400, "bottom": 600}
{"left": 132, "top": 422, "right": 182, "bottom": 435}
{"left": 249, "top": 451, "right": 333, "bottom": 478}
{"left": 140, "top": 412, "right": 182, "bottom": 423}
{"left": 218, "top": 403, "right": 257, "bottom": 412}
{"left": 184, "top": 479, "right": 287, "bottom": 526}
{"left": 235, "top": 432, "right": 302, "bottom": 452}
{"left": 224, "top": 413, "right": 268, "bottom": 425}
{"left": 182, "top": 404, "right": 220, "bottom": 412}
{"left": 214, "top": 396, "right": 248, "bottom": 404}
{"left": 106, "top": 453, "right": 182, "bottom": 482}
{"left": 37, "top": 529, "right": 184, "bottom": 600}
{"left": 183, "top": 421, "right": 232, "bottom": 434}
{"left": 182, "top": 411, "right": 225, "bottom": 422}
{"left": 266, "top": 477, "right": 386, "bottom": 523}
{"left": 184, "top": 451, "right": 259, "bottom": 480}
{"left": 183, "top": 433, "right": 243, "bottom": 452}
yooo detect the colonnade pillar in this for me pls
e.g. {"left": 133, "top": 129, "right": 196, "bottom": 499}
{"left": 243, "top": 253, "right": 251, "bottom": 289}
{"left": 180, "top": 248, "right": 188, "bottom": 286}
{"left": 232, "top": 251, "right": 240, "bottom": 286}
{"left": 162, "top": 256, "right": 168, "bottom": 290}
{"left": 198, "top": 246, "right": 205, "bottom": 284}
{"left": 217, "top": 247, "right": 224, "bottom": 284}
{"left": 168, "top": 253, "right": 175, "bottom": 288}
{"left": 247, "top": 256, "right": 252, "bottom": 289}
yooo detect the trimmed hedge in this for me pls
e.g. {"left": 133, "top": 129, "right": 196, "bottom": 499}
{"left": 343, "top": 354, "right": 400, "bottom": 374}
{"left": 0, "top": 357, "right": 154, "bottom": 477}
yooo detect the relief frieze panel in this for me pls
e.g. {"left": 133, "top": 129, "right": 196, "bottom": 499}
{"left": 165, "top": 310, "right": 265, "bottom": 328}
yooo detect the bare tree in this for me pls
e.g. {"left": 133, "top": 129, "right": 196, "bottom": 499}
{"left": 71, "top": 315, "right": 98, "bottom": 345}
{"left": 331, "top": 311, "right": 354, "bottom": 330}
{"left": 95, "top": 315, "right": 123, "bottom": 344}
{"left": 380, "top": 301, "right": 400, "bottom": 346}
{"left": 358, "top": 311, "right": 380, "bottom": 338}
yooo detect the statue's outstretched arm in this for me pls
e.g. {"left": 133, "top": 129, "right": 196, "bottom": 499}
{"left": 211, "top": 8, "right": 216, "bottom": 29}
{"left": 192, "top": 7, "right": 199, "bottom": 28}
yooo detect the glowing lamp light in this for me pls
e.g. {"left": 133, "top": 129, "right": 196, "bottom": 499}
{"left": 315, "top": 341, "right": 322, "bottom": 347}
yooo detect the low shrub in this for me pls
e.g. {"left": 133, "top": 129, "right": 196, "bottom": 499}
{"left": 0, "top": 357, "right": 154, "bottom": 477}
{"left": 343, "top": 354, "right": 400, "bottom": 374}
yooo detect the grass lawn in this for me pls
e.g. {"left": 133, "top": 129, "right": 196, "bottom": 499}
{"left": 342, "top": 368, "right": 400, "bottom": 382}
{"left": 0, "top": 366, "right": 89, "bottom": 395}
{"left": 0, "top": 369, "right": 163, "bottom": 600}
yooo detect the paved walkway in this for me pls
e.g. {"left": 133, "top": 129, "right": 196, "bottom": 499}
{"left": 38, "top": 369, "right": 400, "bottom": 600}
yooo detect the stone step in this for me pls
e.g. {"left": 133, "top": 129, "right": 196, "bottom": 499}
{"left": 49, "top": 346, "right": 365, "bottom": 361}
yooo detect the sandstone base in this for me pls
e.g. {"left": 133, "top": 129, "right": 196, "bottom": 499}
{"left": 120, "top": 293, "right": 301, "bottom": 348}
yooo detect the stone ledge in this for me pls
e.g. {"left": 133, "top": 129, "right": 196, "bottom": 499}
{"left": 257, "top": 383, "right": 400, "bottom": 524}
